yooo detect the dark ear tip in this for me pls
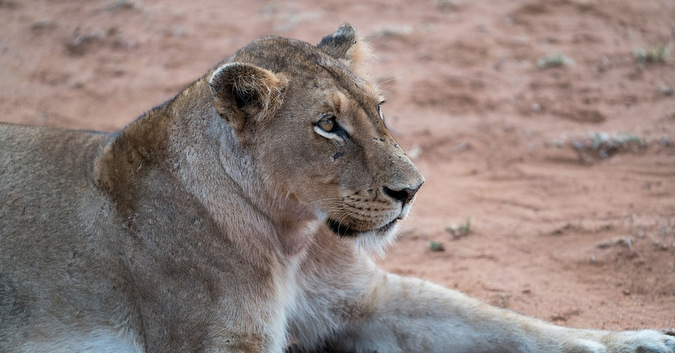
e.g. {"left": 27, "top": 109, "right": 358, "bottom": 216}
{"left": 317, "top": 23, "right": 359, "bottom": 58}
{"left": 320, "top": 23, "right": 357, "bottom": 44}
{"left": 338, "top": 23, "right": 356, "bottom": 36}
{"left": 335, "top": 23, "right": 356, "bottom": 43}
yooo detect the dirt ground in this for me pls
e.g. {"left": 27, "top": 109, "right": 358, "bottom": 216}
{"left": 1, "top": 0, "right": 673, "bottom": 334}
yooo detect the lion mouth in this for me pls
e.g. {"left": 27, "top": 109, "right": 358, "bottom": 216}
{"left": 326, "top": 218, "right": 397, "bottom": 237}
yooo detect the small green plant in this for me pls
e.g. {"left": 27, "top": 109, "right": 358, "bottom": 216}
{"left": 590, "top": 132, "right": 645, "bottom": 150}
{"left": 429, "top": 241, "right": 445, "bottom": 252}
{"left": 634, "top": 42, "right": 672, "bottom": 64}
{"left": 576, "top": 132, "right": 646, "bottom": 160}
{"left": 537, "top": 52, "right": 575, "bottom": 68}
{"left": 446, "top": 217, "right": 472, "bottom": 239}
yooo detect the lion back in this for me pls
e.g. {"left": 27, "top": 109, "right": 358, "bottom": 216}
{"left": 0, "top": 124, "right": 129, "bottom": 346}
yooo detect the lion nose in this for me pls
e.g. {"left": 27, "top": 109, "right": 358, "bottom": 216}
{"left": 383, "top": 183, "right": 422, "bottom": 206}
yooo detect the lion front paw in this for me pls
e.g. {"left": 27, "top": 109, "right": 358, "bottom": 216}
{"left": 572, "top": 330, "right": 675, "bottom": 353}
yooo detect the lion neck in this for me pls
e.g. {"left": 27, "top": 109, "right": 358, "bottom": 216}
{"left": 167, "top": 78, "right": 322, "bottom": 260}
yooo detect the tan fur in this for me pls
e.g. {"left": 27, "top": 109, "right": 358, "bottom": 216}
{"left": 1, "top": 25, "right": 673, "bottom": 353}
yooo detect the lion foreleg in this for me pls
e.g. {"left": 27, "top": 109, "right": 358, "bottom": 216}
{"left": 327, "top": 272, "right": 675, "bottom": 353}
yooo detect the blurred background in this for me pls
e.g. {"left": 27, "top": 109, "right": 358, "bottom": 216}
{"left": 1, "top": 0, "right": 673, "bottom": 330}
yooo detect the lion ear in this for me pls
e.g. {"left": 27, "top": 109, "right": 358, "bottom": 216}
{"left": 318, "top": 23, "right": 372, "bottom": 77}
{"left": 209, "top": 62, "right": 287, "bottom": 132}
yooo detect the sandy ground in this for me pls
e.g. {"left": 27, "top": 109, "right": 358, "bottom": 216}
{"left": 1, "top": 0, "right": 674, "bottom": 336}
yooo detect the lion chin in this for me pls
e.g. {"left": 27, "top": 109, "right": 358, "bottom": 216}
{"left": 326, "top": 218, "right": 401, "bottom": 257}
{"left": 325, "top": 218, "right": 397, "bottom": 238}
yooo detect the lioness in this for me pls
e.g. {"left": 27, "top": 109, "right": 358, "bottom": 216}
{"left": 0, "top": 24, "right": 673, "bottom": 353}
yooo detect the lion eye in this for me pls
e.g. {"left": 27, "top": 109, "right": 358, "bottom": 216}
{"left": 376, "top": 104, "right": 386, "bottom": 121}
{"left": 317, "top": 114, "right": 338, "bottom": 133}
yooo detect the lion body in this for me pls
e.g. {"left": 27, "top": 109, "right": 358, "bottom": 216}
{"left": 1, "top": 25, "right": 673, "bottom": 353}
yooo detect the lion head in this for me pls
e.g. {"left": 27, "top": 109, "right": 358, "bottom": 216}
{"left": 207, "top": 24, "right": 424, "bottom": 249}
